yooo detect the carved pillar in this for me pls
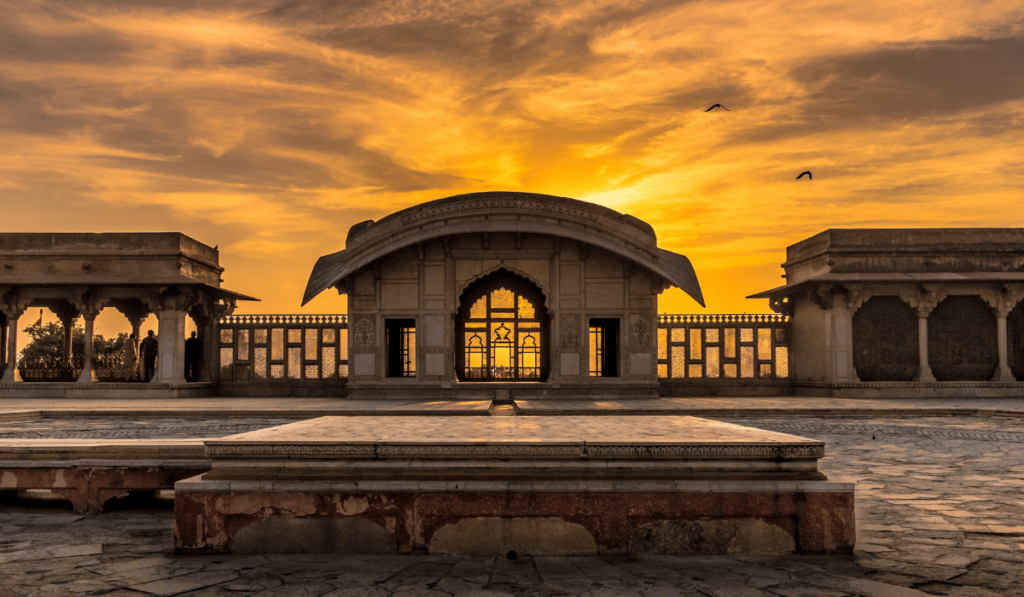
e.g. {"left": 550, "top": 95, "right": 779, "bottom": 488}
{"left": 811, "top": 284, "right": 856, "bottom": 382}
{"left": 915, "top": 287, "right": 938, "bottom": 383}
{"left": 841, "top": 285, "right": 862, "bottom": 382}
{"left": 992, "top": 287, "right": 1022, "bottom": 382}
{"left": 62, "top": 321, "right": 74, "bottom": 368}
{"left": 198, "top": 315, "right": 214, "bottom": 383}
{"left": 995, "top": 314, "right": 1015, "bottom": 382}
{"left": 50, "top": 302, "right": 80, "bottom": 370}
{"left": 77, "top": 311, "right": 99, "bottom": 383}
{"left": 0, "top": 308, "right": 24, "bottom": 383}
{"left": 192, "top": 298, "right": 233, "bottom": 384}
{"left": 150, "top": 291, "right": 202, "bottom": 385}
{"left": 151, "top": 310, "right": 186, "bottom": 384}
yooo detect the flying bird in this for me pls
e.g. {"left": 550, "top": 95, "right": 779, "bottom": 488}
{"left": 796, "top": 171, "right": 812, "bottom": 180}
{"left": 704, "top": 104, "right": 730, "bottom": 112}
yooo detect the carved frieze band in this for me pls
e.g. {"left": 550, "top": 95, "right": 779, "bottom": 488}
{"left": 207, "top": 444, "right": 376, "bottom": 457}
{"left": 586, "top": 445, "right": 825, "bottom": 459}
{"left": 207, "top": 443, "right": 824, "bottom": 460}
{"left": 377, "top": 445, "right": 583, "bottom": 458}
{"left": 401, "top": 197, "right": 601, "bottom": 225}
{"left": 560, "top": 313, "right": 581, "bottom": 349}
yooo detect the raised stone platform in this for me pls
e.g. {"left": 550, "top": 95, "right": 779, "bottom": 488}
{"left": 174, "top": 416, "right": 855, "bottom": 556}
{"left": 0, "top": 439, "right": 207, "bottom": 513}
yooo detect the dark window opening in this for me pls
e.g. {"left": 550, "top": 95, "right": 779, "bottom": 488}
{"left": 589, "top": 319, "right": 619, "bottom": 377}
{"left": 386, "top": 319, "right": 416, "bottom": 377}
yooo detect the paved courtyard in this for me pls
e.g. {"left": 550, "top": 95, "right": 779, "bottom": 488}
{"left": 2, "top": 412, "right": 1024, "bottom": 596}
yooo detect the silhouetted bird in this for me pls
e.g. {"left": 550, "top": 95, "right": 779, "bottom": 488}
{"left": 796, "top": 171, "right": 812, "bottom": 180}
{"left": 704, "top": 104, "right": 730, "bottom": 112}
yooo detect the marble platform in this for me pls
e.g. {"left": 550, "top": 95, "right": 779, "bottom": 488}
{"left": 174, "top": 416, "right": 854, "bottom": 556}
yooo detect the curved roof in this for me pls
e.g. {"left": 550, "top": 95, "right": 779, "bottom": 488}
{"left": 302, "top": 192, "right": 704, "bottom": 307}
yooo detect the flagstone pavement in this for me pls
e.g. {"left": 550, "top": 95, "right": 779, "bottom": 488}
{"left": 2, "top": 412, "right": 1024, "bottom": 596}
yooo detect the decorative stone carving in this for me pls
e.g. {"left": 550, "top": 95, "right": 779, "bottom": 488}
{"left": 207, "top": 441, "right": 824, "bottom": 460}
{"left": 401, "top": 196, "right": 601, "bottom": 226}
{"left": 560, "top": 314, "right": 580, "bottom": 348}
{"left": 928, "top": 296, "right": 998, "bottom": 381}
{"left": 852, "top": 296, "right": 918, "bottom": 382}
{"left": 630, "top": 317, "right": 651, "bottom": 348}
{"left": 353, "top": 316, "right": 375, "bottom": 347}
{"left": 916, "top": 285, "right": 941, "bottom": 316}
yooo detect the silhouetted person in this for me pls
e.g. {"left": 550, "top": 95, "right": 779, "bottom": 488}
{"left": 185, "top": 331, "right": 203, "bottom": 382}
{"left": 704, "top": 104, "right": 730, "bottom": 112}
{"left": 123, "top": 333, "right": 139, "bottom": 382}
{"left": 796, "top": 171, "right": 812, "bottom": 180}
{"left": 139, "top": 330, "right": 158, "bottom": 382}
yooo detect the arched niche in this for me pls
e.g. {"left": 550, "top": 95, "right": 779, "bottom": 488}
{"left": 455, "top": 269, "right": 549, "bottom": 382}
{"left": 853, "top": 296, "right": 918, "bottom": 382}
{"left": 928, "top": 295, "right": 998, "bottom": 381}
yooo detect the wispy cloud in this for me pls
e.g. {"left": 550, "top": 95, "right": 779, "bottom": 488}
{"left": 1, "top": 0, "right": 1022, "bottom": 314}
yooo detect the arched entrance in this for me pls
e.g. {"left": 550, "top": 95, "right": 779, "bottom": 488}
{"left": 455, "top": 270, "right": 549, "bottom": 381}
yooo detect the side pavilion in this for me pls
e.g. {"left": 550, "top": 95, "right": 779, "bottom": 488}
{"left": 0, "top": 233, "right": 256, "bottom": 395}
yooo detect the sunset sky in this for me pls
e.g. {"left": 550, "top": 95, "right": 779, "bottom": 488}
{"left": 2, "top": 0, "right": 1023, "bottom": 331}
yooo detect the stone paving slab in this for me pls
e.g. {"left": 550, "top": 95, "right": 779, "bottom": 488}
{"left": 210, "top": 415, "right": 823, "bottom": 447}
{"left": 3, "top": 413, "right": 1024, "bottom": 595}
{"left": 0, "top": 417, "right": 303, "bottom": 440}
{"left": 516, "top": 397, "right": 1024, "bottom": 417}
{"left": 0, "top": 398, "right": 494, "bottom": 418}
{"left": 4, "top": 396, "right": 1024, "bottom": 422}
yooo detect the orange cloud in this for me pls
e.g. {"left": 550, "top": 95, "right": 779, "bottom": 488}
{"left": 1, "top": 0, "right": 1022, "bottom": 319}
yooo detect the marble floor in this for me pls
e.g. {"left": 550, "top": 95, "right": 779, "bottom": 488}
{"left": 2, "top": 413, "right": 1024, "bottom": 596}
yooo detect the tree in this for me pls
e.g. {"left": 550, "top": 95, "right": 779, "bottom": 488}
{"left": 18, "top": 322, "right": 128, "bottom": 372}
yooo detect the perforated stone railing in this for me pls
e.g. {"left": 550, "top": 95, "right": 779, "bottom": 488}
{"left": 657, "top": 314, "right": 790, "bottom": 380}
{"left": 18, "top": 354, "right": 126, "bottom": 382}
{"left": 215, "top": 313, "right": 789, "bottom": 383}
{"left": 217, "top": 315, "right": 349, "bottom": 382}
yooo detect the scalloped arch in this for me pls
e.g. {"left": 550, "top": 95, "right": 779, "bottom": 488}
{"left": 456, "top": 264, "right": 550, "bottom": 312}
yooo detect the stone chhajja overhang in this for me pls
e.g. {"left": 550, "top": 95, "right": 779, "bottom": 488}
{"left": 749, "top": 273, "right": 1024, "bottom": 313}
{"left": 0, "top": 233, "right": 257, "bottom": 387}
{"left": 302, "top": 192, "right": 704, "bottom": 307}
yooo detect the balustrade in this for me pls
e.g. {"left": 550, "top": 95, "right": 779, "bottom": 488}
{"left": 217, "top": 314, "right": 349, "bottom": 382}
{"left": 656, "top": 314, "right": 790, "bottom": 380}
{"left": 11, "top": 313, "right": 791, "bottom": 384}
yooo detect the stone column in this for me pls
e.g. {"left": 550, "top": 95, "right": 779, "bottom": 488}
{"left": 150, "top": 309, "right": 187, "bottom": 384}
{"left": 916, "top": 312, "right": 936, "bottom": 382}
{"left": 61, "top": 318, "right": 74, "bottom": 368}
{"left": 49, "top": 302, "right": 80, "bottom": 375}
{"left": 197, "top": 317, "right": 213, "bottom": 383}
{"left": 1, "top": 309, "right": 25, "bottom": 383}
{"left": 994, "top": 310, "right": 1016, "bottom": 382}
{"left": 915, "top": 287, "right": 938, "bottom": 383}
{"left": 200, "top": 300, "right": 234, "bottom": 384}
{"left": 77, "top": 312, "right": 98, "bottom": 383}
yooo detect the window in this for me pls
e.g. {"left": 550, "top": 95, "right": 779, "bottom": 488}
{"left": 589, "top": 319, "right": 619, "bottom": 377}
{"left": 456, "top": 270, "right": 548, "bottom": 381}
{"left": 385, "top": 319, "right": 416, "bottom": 377}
